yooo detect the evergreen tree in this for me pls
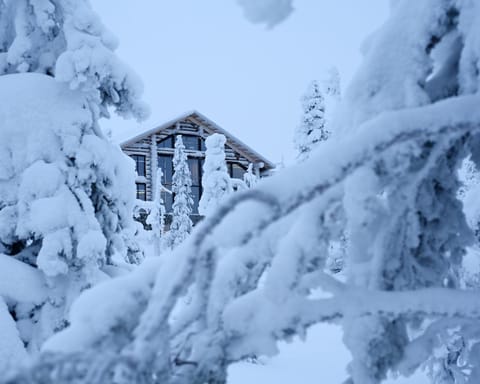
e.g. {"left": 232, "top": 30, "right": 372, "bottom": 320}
{"left": 294, "top": 80, "right": 328, "bottom": 161}
{"left": 0, "top": 0, "right": 148, "bottom": 120}
{"left": 166, "top": 136, "right": 193, "bottom": 249}
{"left": 0, "top": 0, "right": 146, "bottom": 370}
{"left": 199, "top": 133, "right": 232, "bottom": 216}
{"left": 243, "top": 163, "right": 258, "bottom": 189}
{"left": 323, "top": 66, "right": 341, "bottom": 134}
{"left": 323, "top": 66, "right": 341, "bottom": 100}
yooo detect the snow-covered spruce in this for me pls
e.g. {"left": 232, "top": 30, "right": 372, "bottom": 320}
{"left": 322, "top": 66, "right": 341, "bottom": 135}
{"left": 243, "top": 163, "right": 258, "bottom": 189}
{"left": 0, "top": 0, "right": 147, "bottom": 373}
{"left": 164, "top": 136, "right": 194, "bottom": 249}
{"left": 0, "top": 0, "right": 148, "bottom": 120}
{"left": 294, "top": 80, "right": 328, "bottom": 161}
{"left": 198, "top": 133, "right": 232, "bottom": 216}
{"left": 8, "top": 1, "right": 480, "bottom": 384}
{"left": 0, "top": 74, "right": 140, "bottom": 371}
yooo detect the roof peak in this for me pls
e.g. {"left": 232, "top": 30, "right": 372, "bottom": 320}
{"left": 120, "top": 110, "right": 275, "bottom": 170}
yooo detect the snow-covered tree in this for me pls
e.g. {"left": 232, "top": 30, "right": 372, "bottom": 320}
{"left": 146, "top": 168, "right": 169, "bottom": 256}
{"left": 165, "top": 136, "right": 193, "bottom": 249}
{"left": 243, "top": 163, "right": 258, "bottom": 189}
{"left": 0, "top": 0, "right": 146, "bottom": 373}
{"left": 323, "top": 66, "right": 341, "bottom": 100}
{"left": 294, "top": 80, "right": 328, "bottom": 160}
{"left": 198, "top": 133, "right": 232, "bottom": 216}
{"left": 323, "top": 66, "right": 341, "bottom": 133}
{"left": 0, "top": 0, "right": 148, "bottom": 120}
{"left": 9, "top": 2, "right": 480, "bottom": 384}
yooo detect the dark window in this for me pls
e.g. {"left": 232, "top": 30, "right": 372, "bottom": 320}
{"left": 158, "top": 154, "right": 174, "bottom": 212}
{"left": 187, "top": 158, "right": 203, "bottom": 214}
{"left": 188, "top": 158, "right": 201, "bottom": 185}
{"left": 158, "top": 136, "right": 174, "bottom": 149}
{"left": 229, "top": 163, "right": 246, "bottom": 180}
{"left": 158, "top": 155, "right": 173, "bottom": 184}
{"left": 136, "top": 183, "right": 146, "bottom": 201}
{"left": 191, "top": 186, "right": 201, "bottom": 214}
{"left": 162, "top": 191, "right": 173, "bottom": 213}
{"left": 131, "top": 155, "right": 146, "bottom": 177}
{"left": 183, "top": 135, "right": 201, "bottom": 151}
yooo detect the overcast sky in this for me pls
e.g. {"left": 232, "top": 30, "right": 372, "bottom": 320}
{"left": 95, "top": 1, "right": 389, "bottom": 164}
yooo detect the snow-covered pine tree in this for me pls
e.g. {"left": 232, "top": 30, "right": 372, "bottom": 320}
{"left": 243, "top": 163, "right": 258, "bottom": 188}
{"left": 323, "top": 66, "right": 341, "bottom": 134}
{"left": 165, "top": 136, "right": 193, "bottom": 249}
{"left": 294, "top": 80, "right": 328, "bottom": 161}
{"left": 146, "top": 168, "right": 169, "bottom": 256}
{"left": 323, "top": 66, "right": 341, "bottom": 100}
{"left": 198, "top": 133, "right": 232, "bottom": 216}
{"left": 0, "top": 0, "right": 148, "bottom": 120}
{"left": 0, "top": 0, "right": 146, "bottom": 372}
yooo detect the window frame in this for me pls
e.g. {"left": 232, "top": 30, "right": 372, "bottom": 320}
{"left": 136, "top": 182, "right": 147, "bottom": 201}
{"left": 131, "top": 154, "right": 146, "bottom": 177}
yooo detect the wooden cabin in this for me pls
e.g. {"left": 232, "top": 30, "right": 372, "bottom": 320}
{"left": 120, "top": 110, "right": 275, "bottom": 222}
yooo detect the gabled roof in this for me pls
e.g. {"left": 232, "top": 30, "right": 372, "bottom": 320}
{"left": 120, "top": 110, "right": 275, "bottom": 170}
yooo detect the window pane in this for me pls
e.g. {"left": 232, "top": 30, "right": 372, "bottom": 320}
{"left": 158, "top": 136, "right": 173, "bottom": 149}
{"left": 231, "top": 163, "right": 246, "bottom": 179}
{"left": 182, "top": 135, "right": 200, "bottom": 151}
{"left": 191, "top": 186, "right": 200, "bottom": 214}
{"left": 162, "top": 191, "right": 173, "bottom": 212}
{"left": 131, "top": 155, "right": 146, "bottom": 177}
{"left": 158, "top": 155, "right": 173, "bottom": 184}
{"left": 136, "top": 183, "right": 146, "bottom": 201}
{"left": 188, "top": 158, "right": 201, "bottom": 186}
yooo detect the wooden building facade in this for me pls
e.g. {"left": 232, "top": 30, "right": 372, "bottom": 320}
{"left": 120, "top": 111, "right": 275, "bottom": 220}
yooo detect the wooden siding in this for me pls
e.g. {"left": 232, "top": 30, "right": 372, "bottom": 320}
{"left": 122, "top": 117, "right": 268, "bottom": 203}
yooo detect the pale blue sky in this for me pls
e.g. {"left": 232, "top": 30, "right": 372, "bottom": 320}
{"left": 96, "top": 1, "right": 389, "bottom": 163}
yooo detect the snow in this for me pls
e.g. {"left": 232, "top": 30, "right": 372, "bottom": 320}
{"left": 0, "top": 254, "right": 46, "bottom": 305}
{"left": 43, "top": 257, "right": 162, "bottom": 353}
{"left": 0, "top": 72, "right": 140, "bottom": 354}
{"left": 227, "top": 324, "right": 428, "bottom": 384}
{"left": 199, "top": 133, "right": 232, "bottom": 216}
{"left": 0, "top": 0, "right": 148, "bottom": 121}
{"left": 236, "top": 0, "right": 294, "bottom": 27}
{"left": 0, "top": 297, "right": 28, "bottom": 375}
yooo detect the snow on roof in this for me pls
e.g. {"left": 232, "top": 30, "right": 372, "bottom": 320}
{"left": 118, "top": 110, "right": 275, "bottom": 170}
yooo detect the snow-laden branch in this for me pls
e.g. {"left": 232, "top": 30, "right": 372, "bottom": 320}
{"left": 8, "top": 94, "right": 480, "bottom": 384}
{"left": 224, "top": 286, "right": 480, "bottom": 358}
{"left": 236, "top": 0, "right": 294, "bottom": 27}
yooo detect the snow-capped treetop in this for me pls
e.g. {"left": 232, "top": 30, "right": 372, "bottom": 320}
{"left": 199, "top": 133, "right": 233, "bottom": 216}
{"left": 243, "top": 163, "right": 258, "bottom": 188}
{"left": 294, "top": 80, "right": 328, "bottom": 161}
{"left": 236, "top": 0, "right": 294, "bottom": 27}
{"left": 323, "top": 66, "right": 341, "bottom": 100}
{"left": 0, "top": 0, "right": 148, "bottom": 121}
{"left": 165, "top": 136, "right": 193, "bottom": 249}
{"left": 337, "top": 0, "right": 455, "bottom": 134}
